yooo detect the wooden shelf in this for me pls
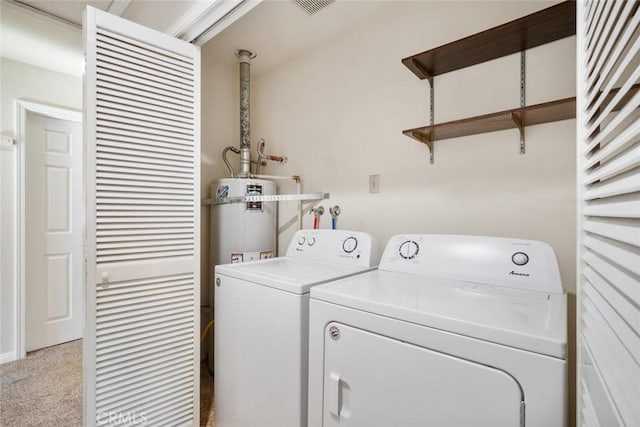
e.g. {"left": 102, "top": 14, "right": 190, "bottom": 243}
{"left": 402, "top": 1, "right": 576, "bottom": 80}
{"left": 403, "top": 97, "right": 576, "bottom": 145}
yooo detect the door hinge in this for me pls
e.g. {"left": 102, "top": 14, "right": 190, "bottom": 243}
{"left": 520, "top": 401, "right": 526, "bottom": 427}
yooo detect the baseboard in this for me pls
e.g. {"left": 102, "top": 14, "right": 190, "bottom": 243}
{"left": 0, "top": 350, "right": 17, "bottom": 364}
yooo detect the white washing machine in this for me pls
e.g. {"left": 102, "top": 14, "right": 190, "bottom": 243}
{"left": 308, "top": 234, "right": 567, "bottom": 427}
{"left": 214, "top": 229, "right": 377, "bottom": 427}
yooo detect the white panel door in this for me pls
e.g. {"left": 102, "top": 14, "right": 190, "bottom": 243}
{"left": 25, "top": 112, "right": 83, "bottom": 351}
{"left": 84, "top": 6, "right": 200, "bottom": 426}
{"left": 323, "top": 322, "right": 523, "bottom": 427}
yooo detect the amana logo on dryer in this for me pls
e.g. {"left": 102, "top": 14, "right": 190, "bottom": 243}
{"left": 509, "top": 270, "right": 530, "bottom": 277}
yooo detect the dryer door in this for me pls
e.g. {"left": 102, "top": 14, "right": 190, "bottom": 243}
{"left": 322, "top": 323, "right": 524, "bottom": 427}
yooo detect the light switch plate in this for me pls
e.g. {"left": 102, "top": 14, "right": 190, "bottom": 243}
{"left": 369, "top": 174, "right": 380, "bottom": 193}
{"left": 0, "top": 136, "right": 14, "bottom": 149}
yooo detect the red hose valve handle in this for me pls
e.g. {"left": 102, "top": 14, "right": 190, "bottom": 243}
{"left": 310, "top": 206, "right": 325, "bottom": 230}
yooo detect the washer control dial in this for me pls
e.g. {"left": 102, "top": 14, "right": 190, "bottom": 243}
{"left": 342, "top": 237, "right": 358, "bottom": 253}
{"left": 308, "top": 237, "right": 316, "bottom": 246}
{"left": 512, "top": 252, "right": 529, "bottom": 266}
{"left": 399, "top": 240, "right": 419, "bottom": 259}
{"left": 298, "top": 237, "right": 306, "bottom": 246}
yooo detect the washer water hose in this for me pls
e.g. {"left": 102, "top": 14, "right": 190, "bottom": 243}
{"left": 201, "top": 320, "right": 215, "bottom": 343}
{"left": 329, "top": 205, "right": 341, "bottom": 230}
{"left": 311, "top": 206, "right": 324, "bottom": 229}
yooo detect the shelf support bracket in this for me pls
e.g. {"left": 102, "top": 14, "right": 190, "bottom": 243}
{"left": 425, "top": 133, "right": 434, "bottom": 164}
{"left": 410, "top": 58, "right": 432, "bottom": 81}
{"left": 518, "top": 50, "right": 526, "bottom": 154}
{"left": 510, "top": 112, "right": 525, "bottom": 152}
{"left": 409, "top": 59, "right": 436, "bottom": 164}
{"left": 428, "top": 76, "right": 435, "bottom": 164}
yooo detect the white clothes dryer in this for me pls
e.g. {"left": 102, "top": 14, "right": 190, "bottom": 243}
{"left": 308, "top": 234, "right": 567, "bottom": 427}
{"left": 214, "top": 229, "right": 377, "bottom": 427}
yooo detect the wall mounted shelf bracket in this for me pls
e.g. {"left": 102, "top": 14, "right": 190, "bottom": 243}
{"left": 518, "top": 50, "right": 526, "bottom": 154}
{"left": 410, "top": 58, "right": 436, "bottom": 164}
{"left": 427, "top": 75, "right": 435, "bottom": 164}
{"left": 510, "top": 112, "right": 525, "bottom": 154}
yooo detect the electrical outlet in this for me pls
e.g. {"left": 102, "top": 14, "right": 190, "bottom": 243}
{"left": 369, "top": 174, "right": 380, "bottom": 193}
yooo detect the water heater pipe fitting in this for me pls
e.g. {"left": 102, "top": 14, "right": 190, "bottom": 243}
{"left": 222, "top": 146, "right": 240, "bottom": 177}
{"left": 235, "top": 48, "right": 255, "bottom": 176}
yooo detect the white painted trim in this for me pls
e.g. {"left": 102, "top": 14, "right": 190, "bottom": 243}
{"left": 166, "top": 0, "right": 262, "bottom": 45}
{"left": 17, "top": 101, "right": 82, "bottom": 123}
{"left": 14, "top": 100, "right": 82, "bottom": 361}
{"left": 0, "top": 351, "right": 17, "bottom": 364}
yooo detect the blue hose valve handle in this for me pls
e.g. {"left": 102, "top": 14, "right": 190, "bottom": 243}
{"left": 329, "top": 206, "right": 341, "bottom": 230}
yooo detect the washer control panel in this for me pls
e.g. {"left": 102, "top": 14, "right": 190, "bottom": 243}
{"left": 287, "top": 230, "right": 377, "bottom": 267}
{"left": 380, "top": 234, "right": 563, "bottom": 294}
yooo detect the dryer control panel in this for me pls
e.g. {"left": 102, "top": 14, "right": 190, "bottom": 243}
{"left": 286, "top": 230, "right": 378, "bottom": 267}
{"left": 380, "top": 234, "right": 563, "bottom": 294}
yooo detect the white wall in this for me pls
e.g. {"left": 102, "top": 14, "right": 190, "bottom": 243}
{"left": 200, "top": 45, "right": 240, "bottom": 309}
{"left": 0, "top": 58, "right": 82, "bottom": 358}
{"left": 248, "top": 1, "right": 576, "bottom": 424}
{"left": 252, "top": 1, "right": 576, "bottom": 291}
{"left": 0, "top": 2, "right": 83, "bottom": 77}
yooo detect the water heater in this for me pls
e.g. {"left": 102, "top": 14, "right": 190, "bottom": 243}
{"left": 210, "top": 177, "right": 277, "bottom": 265}
{"left": 208, "top": 177, "right": 276, "bottom": 374}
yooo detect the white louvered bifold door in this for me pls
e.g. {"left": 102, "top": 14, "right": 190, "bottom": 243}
{"left": 83, "top": 6, "right": 200, "bottom": 426}
{"left": 577, "top": 1, "right": 640, "bottom": 426}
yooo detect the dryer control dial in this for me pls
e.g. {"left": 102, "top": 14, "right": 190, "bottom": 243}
{"left": 512, "top": 252, "right": 529, "bottom": 266}
{"left": 342, "top": 237, "right": 358, "bottom": 253}
{"left": 399, "top": 240, "right": 419, "bottom": 259}
{"left": 298, "top": 237, "right": 306, "bottom": 246}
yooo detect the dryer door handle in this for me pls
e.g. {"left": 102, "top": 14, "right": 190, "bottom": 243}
{"left": 328, "top": 372, "right": 342, "bottom": 417}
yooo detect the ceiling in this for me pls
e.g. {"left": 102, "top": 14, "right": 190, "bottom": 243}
{"left": 0, "top": 0, "right": 196, "bottom": 76}
{"left": 203, "top": 0, "right": 394, "bottom": 76}
{"left": 1, "top": 0, "right": 394, "bottom": 78}
{"left": 7, "top": 0, "right": 196, "bottom": 32}
{"left": 11, "top": 0, "right": 127, "bottom": 26}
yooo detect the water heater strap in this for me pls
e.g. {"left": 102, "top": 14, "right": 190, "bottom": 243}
{"left": 203, "top": 192, "right": 329, "bottom": 206}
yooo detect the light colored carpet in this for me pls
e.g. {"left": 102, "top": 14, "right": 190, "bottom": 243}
{"left": 0, "top": 340, "right": 83, "bottom": 426}
{"left": 0, "top": 340, "right": 215, "bottom": 426}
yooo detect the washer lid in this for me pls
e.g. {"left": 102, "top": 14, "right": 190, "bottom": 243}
{"left": 215, "top": 258, "right": 375, "bottom": 295}
{"left": 311, "top": 270, "right": 567, "bottom": 359}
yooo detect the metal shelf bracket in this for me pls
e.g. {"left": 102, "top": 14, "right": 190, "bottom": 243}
{"left": 510, "top": 112, "right": 525, "bottom": 154}
{"left": 518, "top": 50, "right": 526, "bottom": 154}
{"left": 428, "top": 76, "right": 435, "bottom": 164}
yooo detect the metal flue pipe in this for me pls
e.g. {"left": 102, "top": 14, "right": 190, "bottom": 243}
{"left": 236, "top": 48, "right": 255, "bottom": 177}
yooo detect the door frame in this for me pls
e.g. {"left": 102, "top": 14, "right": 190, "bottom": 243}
{"left": 15, "top": 100, "right": 82, "bottom": 359}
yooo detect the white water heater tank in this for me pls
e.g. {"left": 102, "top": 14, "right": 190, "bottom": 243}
{"left": 209, "top": 177, "right": 276, "bottom": 374}
{"left": 210, "top": 177, "right": 277, "bottom": 266}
